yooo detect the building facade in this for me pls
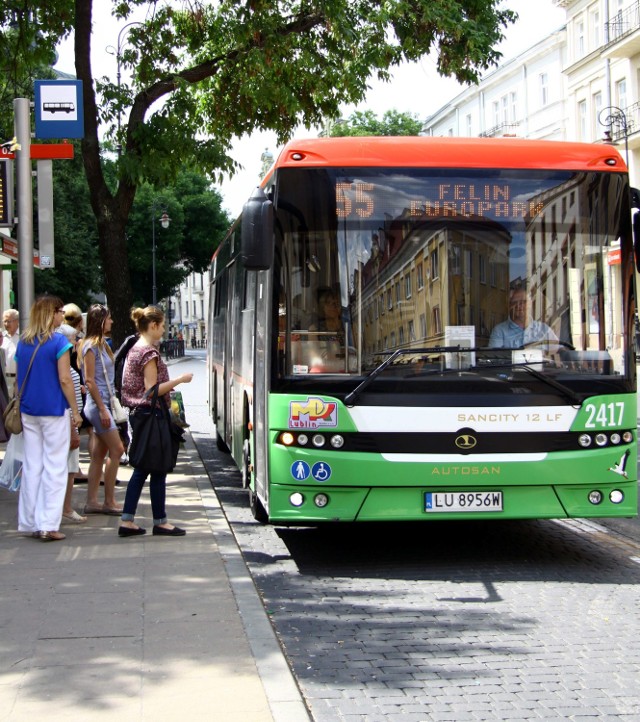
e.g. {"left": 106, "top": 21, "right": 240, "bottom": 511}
{"left": 166, "top": 270, "right": 208, "bottom": 348}
{"left": 423, "top": 1, "right": 640, "bottom": 189}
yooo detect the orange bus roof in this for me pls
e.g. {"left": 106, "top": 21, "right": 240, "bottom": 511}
{"left": 271, "top": 136, "right": 626, "bottom": 173}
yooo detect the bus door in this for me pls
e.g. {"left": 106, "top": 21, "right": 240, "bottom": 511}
{"left": 225, "top": 262, "right": 238, "bottom": 448}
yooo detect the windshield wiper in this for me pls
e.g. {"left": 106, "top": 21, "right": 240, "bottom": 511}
{"left": 344, "top": 348, "right": 583, "bottom": 407}
{"left": 479, "top": 361, "right": 582, "bottom": 405}
{"left": 344, "top": 346, "right": 467, "bottom": 407}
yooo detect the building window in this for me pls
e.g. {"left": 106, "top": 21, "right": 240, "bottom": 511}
{"left": 465, "top": 113, "right": 472, "bottom": 136}
{"left": 420, "top": 313, "right": 427, "bottom": 339}
{"left": 578, "top": 100, "right": 587, "bottom": 141}
{"left": 616, "top": 78, "right": 627, "bottom": 110}
{"left": 432, "top": 306, "right": 441, "bottom": 336}
{"left": 405, "top": 272, "right": 411, "bottom": 299}
{"left": 430, "top": 248, "right": 439, "bottom": 280}
{"left": 479, "top": 254, "right": 486, "bottom": 284}
{"left": 387, "top": 289, "right": 392, "bottom": 311}
{"left": 417, "top": 262, "right": 424, "bottom": 290}
{"left": 408, "top": 319, "right": 415, "bottom": 341}
{"left": 540, "top": 73, "right": 549, "bottom": 107}
{"left": 593, "top": 91, "right": 602, "bottom": 140}
{"left": 591, "top": 9, "right": 600, "bottom": 48}
{"left": 577, "top": 19, "right": 585, "bottom": 57}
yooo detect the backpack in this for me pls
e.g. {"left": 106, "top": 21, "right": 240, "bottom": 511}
{"left": 113, "top": 333, "right": 138, "bottom": 400}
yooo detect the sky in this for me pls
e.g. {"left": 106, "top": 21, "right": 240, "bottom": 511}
{"left": 53, "top": 0, "right": 566, "bottom": 218}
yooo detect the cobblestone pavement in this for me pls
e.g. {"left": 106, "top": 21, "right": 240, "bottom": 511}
{"left": 190, "top": 423, "right": 640, "bottom": 721}
{"left": 182, "top": 354, "right": 640, "bottom": 721}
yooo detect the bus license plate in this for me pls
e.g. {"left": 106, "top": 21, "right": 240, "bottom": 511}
{"left": 425, "top": 491, "right": 503, "bottom": 513}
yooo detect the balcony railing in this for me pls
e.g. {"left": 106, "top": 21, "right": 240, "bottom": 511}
{"left": 605, "top": 1, "right": 640, "bottom": 44}
{"left": 479, "top": 121, "right": 520, "bottom": 138}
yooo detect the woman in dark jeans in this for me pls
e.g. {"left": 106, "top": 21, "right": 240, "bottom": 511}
{"left": 118, "top": 305, "right": 192, "bottom": 538}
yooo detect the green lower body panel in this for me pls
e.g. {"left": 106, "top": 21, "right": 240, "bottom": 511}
{"left": 267, "top": 479, "right": 637, "bottom": 523}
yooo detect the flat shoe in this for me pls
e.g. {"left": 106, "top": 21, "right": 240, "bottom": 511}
{"left": 152, "top": 525, "right": 186, "bottom": 537}
{"left": 39, "top": 531, "right": 66, "bottom": 542}
{"left": 62, "top": 510, "right": 87, "bottom": 524}
{"left": 118, "top": 526, "right": 146, "bottom": 537}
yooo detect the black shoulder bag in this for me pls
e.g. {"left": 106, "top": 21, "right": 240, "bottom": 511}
{"left": 128, "top": 384, "right": 185, "bottom": 473}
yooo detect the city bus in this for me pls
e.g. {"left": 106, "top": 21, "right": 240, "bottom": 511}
{"left": 208, "top": 136, "right": 638, "bottom": 524}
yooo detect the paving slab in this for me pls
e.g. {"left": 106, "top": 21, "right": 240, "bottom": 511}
{"left": 0, "top": 429, "right": 310, "bottom": 722}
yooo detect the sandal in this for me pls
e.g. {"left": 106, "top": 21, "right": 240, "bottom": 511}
{"left": 39, "top": 531, "right": 66, "bottom": 542}
{"left": 101, "top": 506, "right": 123, "bottom": 516}
{"left": 83, "top": 504, "right": 105, "bottom": 515}
{"left": 62, "top": 510, "right": 88, "bottom": 524}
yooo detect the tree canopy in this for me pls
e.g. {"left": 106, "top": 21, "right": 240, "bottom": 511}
{"left": 1, "top": 0, "right": 516, "bottom": 344}
{"left": 330, "top": 110, "right": 423, "bottom": 137}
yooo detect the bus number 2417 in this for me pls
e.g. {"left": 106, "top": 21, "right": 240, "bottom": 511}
{"left": 584, "top": 402, "right": 624, "bottom": 428}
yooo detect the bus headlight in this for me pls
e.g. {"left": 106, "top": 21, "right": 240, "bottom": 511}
{"left": 578, "top": 434, "right": 592, "bottom": 447}
{"left": 314, "top": 493, "right": 329, "bottom": 508}
{"left": 312, "top": 434, "right": 325, "bottom": 447}
{"left": 281, "top": 432, "right": 295, "bottom": 446}
{"left": 289, "top": 492, "right": 305, "bottom": 507}
{"left": 610, "top": 490, "right": 624, "bottom": 504}
{"left": 588, "top": 490, "right": 603, "bottom": 504}
{"left": 595, "top": 433, "right": 608, "bottom": 446}
{"left": 609, "top": 433, "right": 621, "bottom": 445}
{"left": 330, "top": 435, "right": 345, "bottom": 448}
{"left": 298, "top": 434, "right": 309, "bottom": 446}
{"left": 623, "top": 431, "right": 634, "bottom": 443}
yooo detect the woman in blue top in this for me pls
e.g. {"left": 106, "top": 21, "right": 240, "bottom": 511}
{"left": 16, "top": 295, "right": 83, "bottom": 541}
{"left": 79, "top": 304, "right": 124, "bottom": 516}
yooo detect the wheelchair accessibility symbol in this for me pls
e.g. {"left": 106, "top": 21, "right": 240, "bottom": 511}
{"left": 311, "top": 462, "right": 332, "bottom": 482}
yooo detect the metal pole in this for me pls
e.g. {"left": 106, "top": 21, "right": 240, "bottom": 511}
{"left": 14, "top": 98, "right": 34, "bottom": 328}
{"left": 152, "top": 211, "right": 157, "bottom": 305}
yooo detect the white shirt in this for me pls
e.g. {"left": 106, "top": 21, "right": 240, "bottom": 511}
{"left": 1, "top": 331, "right": 20, "bottom": 376}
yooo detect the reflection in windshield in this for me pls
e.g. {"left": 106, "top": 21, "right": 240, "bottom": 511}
{"left": 274, "top": 167, "right": 631, "bottom": 384}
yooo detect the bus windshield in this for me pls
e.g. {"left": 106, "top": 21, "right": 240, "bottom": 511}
{"left": 273, "top": 166, "right": 632, "bottom": 393}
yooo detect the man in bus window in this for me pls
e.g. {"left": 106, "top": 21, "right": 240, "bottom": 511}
{"left": 488, "top": 284, "right": 558, "bottom": 349}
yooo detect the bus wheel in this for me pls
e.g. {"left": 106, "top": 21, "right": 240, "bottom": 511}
{"left": 249, "top": 488, "right": 268, "bottom": 524}
{"left": 216, "top": 430, "right": 229, "bottom": 453}
{"left": 241, "top": 438, "right": 251, "bottom": 489}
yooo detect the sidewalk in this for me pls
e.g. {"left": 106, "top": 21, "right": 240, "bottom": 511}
{"left": 0, "top": 429, "right": 309, "bottom": 721}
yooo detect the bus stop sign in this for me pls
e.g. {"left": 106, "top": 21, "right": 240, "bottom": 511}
{"left": 34, "top": 80, "right": 84, "bottom": 139}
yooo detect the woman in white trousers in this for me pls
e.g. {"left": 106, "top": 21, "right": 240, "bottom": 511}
{"left": 15, "top": 295, "right": 83, "bottom": 541}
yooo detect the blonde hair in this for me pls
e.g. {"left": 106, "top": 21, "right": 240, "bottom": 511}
{"left": 22, "top": 295, "right": 64, "bottom": 344}
{"left": 63, "top": 303, "right": 83, "bottom": 331}
{"left": 131, "top": 306, "right": 165, "bottom": 333}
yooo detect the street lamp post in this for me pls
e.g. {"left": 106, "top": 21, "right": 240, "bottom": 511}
{"left": 151, "top": 205, "right": 171, "bottom": 306}
{"left": 599, "top": 105, "right": 630, "bottom": 168}
{"left": 106, "top": 21, "right": 142, "bottom": 158}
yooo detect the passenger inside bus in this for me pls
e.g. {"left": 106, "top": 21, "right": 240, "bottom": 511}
{"left": 307, "top": 288, "right": 348, "bottom": 372}
{"left": 488, "top": 284, "right": 558, "bottom": 349}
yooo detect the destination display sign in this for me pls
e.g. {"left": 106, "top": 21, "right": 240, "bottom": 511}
{"left": 334, "top": 173, "right": 570, "bottom": 223}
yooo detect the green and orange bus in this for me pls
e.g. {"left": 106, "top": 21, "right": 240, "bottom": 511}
{"left": 208, "top": 136, "right": 638, "bottom": 523}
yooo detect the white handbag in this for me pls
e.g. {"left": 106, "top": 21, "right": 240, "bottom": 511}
{"left": 101, "top": 350, "right": 128, "bottom": 425}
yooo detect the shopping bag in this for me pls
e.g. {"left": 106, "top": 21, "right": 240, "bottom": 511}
{"left": 170, "top": 390, "right": 189, "bottom": 428}
{"left": 0, "top": 432, "right": 24, "bottom": 491}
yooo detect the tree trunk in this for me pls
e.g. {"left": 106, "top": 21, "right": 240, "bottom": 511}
{"left": 98, "top": 214, "right": 135, "bottom": 348}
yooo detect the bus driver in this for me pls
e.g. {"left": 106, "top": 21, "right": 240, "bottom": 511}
{"left": 489, "top": 285, "right": 558, "bottom": 349}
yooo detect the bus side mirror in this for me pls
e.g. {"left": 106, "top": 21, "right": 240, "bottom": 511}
{"left": 241, "top": 187, "right": 274, "bottom": 270}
